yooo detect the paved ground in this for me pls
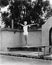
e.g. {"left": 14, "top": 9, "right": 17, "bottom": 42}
{"left": 0, "top": 51, "right": 52, "bottom": 65}
{"left": 0, "top": 51, "right": 43, "bottom": 56}
{"left": 0, "top": 51, "right": 52, "bottom": 59}
{"left": 0, "top": 55, "right": 52, "bottom": 65}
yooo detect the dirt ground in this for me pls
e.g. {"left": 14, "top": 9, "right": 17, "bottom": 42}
{"left": 0, "top": 55, "right": 52, "bottom": 65}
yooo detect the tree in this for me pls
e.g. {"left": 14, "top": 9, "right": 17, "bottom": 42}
{"left": 1, "top": 0, "right": 52, "bottom": 29}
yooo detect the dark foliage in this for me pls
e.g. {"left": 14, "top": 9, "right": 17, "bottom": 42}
{"left": 1, "top": 0, "right": 52, "bottom": 29}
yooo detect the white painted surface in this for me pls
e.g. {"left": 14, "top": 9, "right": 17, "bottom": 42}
{"left": 42, "top": 17, "right": 52, "bottom": 53}
{"left": 28, "top": 31, "right": 42, "bottom": 46}
{"left": 42, "top": 17, "right": 52, "bottom": 46}
{"left": 0, "top": 30, "right": 42, "bottom": 51}
{"left": 0, "top": 55, "right": 52, "bottom": 65}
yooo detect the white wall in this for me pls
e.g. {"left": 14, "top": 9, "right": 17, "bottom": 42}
{"left": 42, "top": 17, "right": 52, "bottom": 53}
{"left": 42, "top": 17, "right": 52, "bottom": 46}
{"left": 0, "top": 29, "right": 42, "bottom": 51}
{"left": 28, "top": 31, "right": 42, "bottom": 46}
{"left": 0, "top": 30, "right": 2, "bottom": 51}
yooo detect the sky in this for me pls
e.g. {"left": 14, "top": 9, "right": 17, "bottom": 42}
{"left": 49, "top": 0, "right": 52, "bottom": 8}
{"left": 49, "top": 0, "right": 52, "bottom": 5}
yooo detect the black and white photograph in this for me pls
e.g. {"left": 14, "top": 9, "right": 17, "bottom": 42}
{"left": 0, "top": 0, "right": 52, "bottom": 65}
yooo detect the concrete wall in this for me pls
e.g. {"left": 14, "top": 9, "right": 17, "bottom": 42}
{"left": 42, "top": 17, "right": 52, "bottom": 53}
{"left": 0, "top": 29, "right": 42, "bottom": 51}
{"left": 28, "top": 31, "right": 42, "bottom": 46}
{"left": 51, "top": 30, "right": 52, "bottom": 44}
{"left": 0, "top": 17, "right": 52, "bottom": 52}
{"left": 42, "top": 17, "right": 52, "bottom": 46}
{"left": 0, "top": 30, "right": 1, "bottom": 51}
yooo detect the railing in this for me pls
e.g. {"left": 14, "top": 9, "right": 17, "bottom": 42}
{"left": 37, "top": 46, "right": 52, "bottom": 56}
{"left": 7, "top": 46, "right": 52, "bottom": 56}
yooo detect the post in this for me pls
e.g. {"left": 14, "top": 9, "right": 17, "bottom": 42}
{"left": 38, "top": 47, "right": 39, "bottom": 56}
{"left": 12, "top": 19, "right": 14, "bottom": 29}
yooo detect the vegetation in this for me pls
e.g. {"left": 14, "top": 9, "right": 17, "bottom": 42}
{"left": 0, "top": 0, "right": 52, "bottom": 29}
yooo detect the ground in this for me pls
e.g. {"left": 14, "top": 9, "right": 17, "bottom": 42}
{"left": 0, "top": 55, "right": 52, "bottom": 65}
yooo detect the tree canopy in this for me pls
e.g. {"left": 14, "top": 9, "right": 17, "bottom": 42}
{"left": 0, "top": 0, "right": 52, "bottom": 29}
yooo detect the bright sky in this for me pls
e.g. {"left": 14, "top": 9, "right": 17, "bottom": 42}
{"left": 43, "top": 0, "right": 46, "bottom": 2}
{"left": 31, "top": 0, "right": 52, "bottom": 5}
{"left": 31, "top": 0, "right": 36, "bottom": 2}
{"left": 49, "top": 0, "right": 52, "bottom": 5}
{"left": 1, "top": 5, "right": 9, "bottom": 13}
{"left": 49, "top": 0, "right": 52, "bottom": 9}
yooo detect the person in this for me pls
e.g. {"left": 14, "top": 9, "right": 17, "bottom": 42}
{"left": 17, "top": 21, "right": 36, "bottom": 46}
{"left": 23, "top": 21, "right": 28, "bottom": 45}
